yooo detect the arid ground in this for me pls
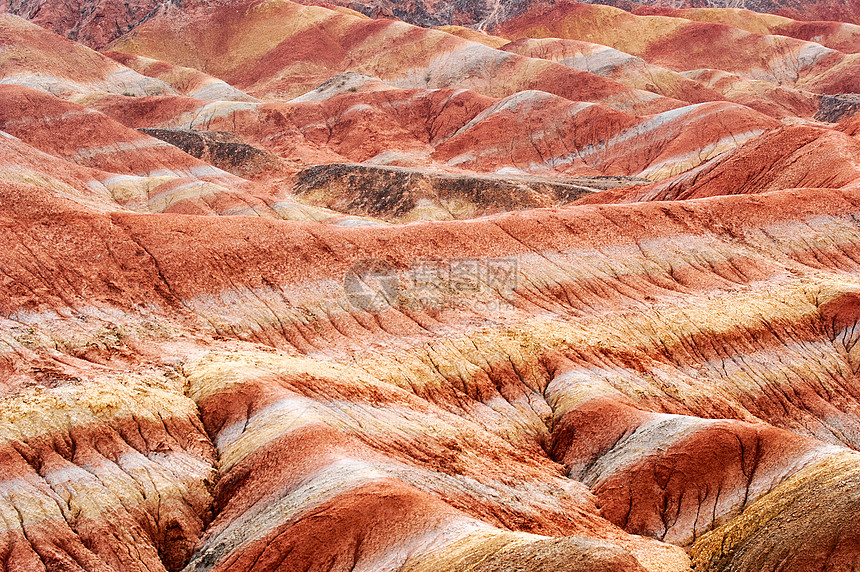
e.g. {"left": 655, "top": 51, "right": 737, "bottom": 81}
{"left": 1, "top": 0, "right": 860, "bottom": 570}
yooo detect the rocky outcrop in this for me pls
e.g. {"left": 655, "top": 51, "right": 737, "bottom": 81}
{"left": 293, "top": 0, "right": 531, "bottom": 28}
{"left": 595, "top": 0, "right": 860, "bottom": 25}
{"left": 139, "top": 128, "right": 282, "bottom": 178}
{"left": 816, "top": 93, "right": 860, "bottom": 123}
{"left": 104, "top": 51, "right": 259, "bottom": 101}
{"left": 293, "top": 163, "right": 651, "bottom": 220}
{"left": 2, "top": 0, "right": 166, "bottom": 48}
{"left": 0, "top": 83, "right": 283, "bottom": 217}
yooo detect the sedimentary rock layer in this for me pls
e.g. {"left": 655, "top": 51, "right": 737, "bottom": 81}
{"left": 4, "top": 173, "right": 860, "bottom": 570}
{"left": 0, "top": 0, "right": 859, "bottom": 570}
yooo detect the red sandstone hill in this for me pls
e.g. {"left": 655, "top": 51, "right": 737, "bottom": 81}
{"left": 579, "top": 123, "right": 860, "bottom": 203}
{"left": 599, "top": 0, "right": 860, "bottom": 25}
{"left": 0, "top": 1, "right": 859, "bottom": 571}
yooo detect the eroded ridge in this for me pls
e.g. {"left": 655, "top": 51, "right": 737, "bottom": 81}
{"left": 1, "top": 0, "right": 860, "bottom": 570}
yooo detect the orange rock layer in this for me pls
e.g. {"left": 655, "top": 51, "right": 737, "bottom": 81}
{"left": 0, "top": 0, "right": 859, "bottom": 571}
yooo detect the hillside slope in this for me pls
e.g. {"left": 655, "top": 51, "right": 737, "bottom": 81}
{"left": 0, "top": 0, "right": 859, "bottom": 571}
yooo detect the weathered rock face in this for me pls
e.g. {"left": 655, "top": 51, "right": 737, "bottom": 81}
{"left": 103, "top": 51, "right": 259, "bottom": 101}
{"left": 296, "top": 0, "right": 541, "bottom": 27}
{"left": 293, "top": 163, "right": 650, "bottom": 220}
{"left": 816, "top": 94, "right": 860, "bottom": 123}
{"left": 1, "top": 0, "right": 860, "bottom": 571}
{"left": 139, "top": 128, "right": 282, "bottom": 178}
{"left": 108, "top": 0, "right": 685, "bottom": 115}
{"left": 606, "top": 0, "right": 860, "bottom": 25}
{"left": 2, "top": 0, "right": 165, "bottom": 48}
{"left": 0, "top": 371, "right": 217, "bottom": 572}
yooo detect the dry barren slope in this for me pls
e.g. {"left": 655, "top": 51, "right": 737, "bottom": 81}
{"left": 0, "top": 0, "right": 859, "bottom": 571}
{"left": 4, "top": 178, "right": 860, "bottom": 571}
